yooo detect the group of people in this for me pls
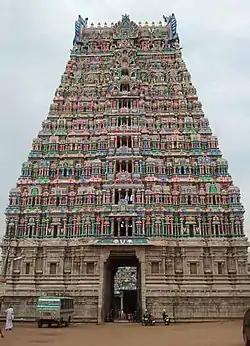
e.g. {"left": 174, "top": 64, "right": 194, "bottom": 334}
{"left": 106, "top": 309, "right": 138, "bottom": 322}
{"left": 107, "top": 307, "right": 170, "bottom": 324}
{"left": 142, "top": 309, "right": 154, "bottom": 322}
{"left": 0, "top": 307, "right": 14, "bottom": 338}
{"left": 142, "top": 309, "right": 170, "bottom": 325}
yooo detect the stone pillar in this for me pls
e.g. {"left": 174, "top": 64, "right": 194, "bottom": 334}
{"left": 219, "top": 217, "right": 223, "bottom": 236}
{"left": 230, "top": 218, "right": 234, "bottom": 236}
{"left": 151, "top": 218, "right": 155, "bottom": 235}
{"left": 110, "top": 218, "right": 114, "bottom": 236}
{"left": 45, "top": 220, "right": 49, "bottom": 237}
{"left": 35, "top": 218, "right": 39, "bottom": 237}
{"left": 125, "top": 189, "right": 128, "bottom": 201}
{"left": 142, "top": 218, "right": 145, "bottom": 235}
{"left": 180, "top": 218, "right": 184, "bottom": 236}
{"left": 132, "top": 188, "right": 135, "bottom": 203}
{"left": 120, "top": 291, "right": 124, "bottom": 313}
{"left": 101, "top": 219, "right": 104, "bottom": 236}
{"left": 142, "top": 190, "right": 145, "bottom": 204}
{"left": 208, "top": 217, "right": 212, "bottom": 236}
{"left": 118, "top": 219, "right": 121, "bottom": 236}
{"left": 132, "top": 218, "right": 136, "bottom": 236}
{"left": 98, "top": 250, "right": 110, "bottom": 324}
{"left": 73, "top": 217, "right": 76, "bottom": 236}
{"left": 197, "top": 216, "right": 201, "bottom": 236}
{"left": 63, "top": 218, "right": 67, "bottom": 237}
{"left": 212, "top": 224, "right": 216, "bottom": 236}
{"left": 169, "top": 217, "right": 173, "bottom": 236}
{"left": 136, "top": 249, "right": 146, "bottom": 312}
{"left": 182, "top": 251, "right": 188, "bottom": 274}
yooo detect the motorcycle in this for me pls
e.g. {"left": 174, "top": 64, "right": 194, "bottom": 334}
{"left": 164, "top": 316, "right": 170, "bottom": 326}
{"left": 142, "top": 316, "right": 149, "bottom": 326}
{"left": 142, "top": 315, "right": 155, "bottom": 326}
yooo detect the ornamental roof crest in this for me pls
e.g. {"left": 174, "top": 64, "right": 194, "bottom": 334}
{"left": 113, "top": 14, "right": 138, "bottom": 39}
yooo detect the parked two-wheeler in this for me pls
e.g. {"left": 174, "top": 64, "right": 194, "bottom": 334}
{"left": 164, "top": 316, "right": 170, "bottom": 326}
{"left": 142, "top": 315, "right": 155, "bottom": 326}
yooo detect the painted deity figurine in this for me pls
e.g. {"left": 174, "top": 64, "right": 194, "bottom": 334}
{"left": 163, "top": 13, "right": 179, "bottom": 44}
{"left": 73, "top": 15, "right": 88, "bottom": 45}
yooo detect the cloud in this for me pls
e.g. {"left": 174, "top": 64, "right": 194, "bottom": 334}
{"left": 0, "top": 0, "right": 250, "bottom": 236}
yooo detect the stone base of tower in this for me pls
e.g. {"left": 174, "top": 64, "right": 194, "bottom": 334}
{"left": 146, "top": 295, "right": 250, "bottom": 322}
{"left": 2, "top": 238, "right": 250, "bottom": 322}
{"left": 2, "top": 292, "right": 250, "bottom": 323}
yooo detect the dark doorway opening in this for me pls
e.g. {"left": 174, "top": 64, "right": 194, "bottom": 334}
{"left": 113, "top": 218, "right": 133, "bottom": 237}
{"left": 123, "top": 290, "right": 137, "bottom": 312}
{"left": 103, "top": 250, "right": 141, "bottom": 322}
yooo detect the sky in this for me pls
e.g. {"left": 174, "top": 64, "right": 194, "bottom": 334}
{"left": 0, "top": 0, "right": 250, "bottom": 237}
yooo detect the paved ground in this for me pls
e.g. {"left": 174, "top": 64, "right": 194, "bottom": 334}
{"left": 0, "top": 320, "right": 244, "bottom": 346}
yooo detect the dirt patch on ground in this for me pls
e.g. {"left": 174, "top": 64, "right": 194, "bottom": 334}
{"left": 0, "top": 320, "right": 243, "bottom": 346}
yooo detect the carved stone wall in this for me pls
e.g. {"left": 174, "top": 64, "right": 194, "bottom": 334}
{"left": 1, "top": 238, "right": 250, "bottom": 322}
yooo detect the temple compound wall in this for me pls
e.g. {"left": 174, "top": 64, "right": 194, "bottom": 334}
{"left": 2, "top": 238, "right": 250, "bottom": 322}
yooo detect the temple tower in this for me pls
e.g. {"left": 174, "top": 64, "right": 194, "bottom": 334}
{"left": 2, "top": 14, "right": 250, "bottom": 322}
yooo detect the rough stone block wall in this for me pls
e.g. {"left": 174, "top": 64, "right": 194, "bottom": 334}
{"left": 0, "top": 294, "right": 99, "bottom": 322}
{"left": 1, "top": 296, "right": 37, "bottom": 319}
{"left": 146, "top": 296, "right": 250, "bottom": 320}
{"left": 74, "top": 296, "right": 98, "bottom": 321}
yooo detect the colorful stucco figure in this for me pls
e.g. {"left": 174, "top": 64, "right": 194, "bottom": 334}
{"left": 73, "top": 15, "right": 88, "bottom": 45}
{"left": 163, "top": 13, "right": 179, "bottom": 43}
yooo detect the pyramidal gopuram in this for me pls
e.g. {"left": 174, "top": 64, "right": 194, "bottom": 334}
{"left": 2, "top": 14, "right": 250, "bottom": 322}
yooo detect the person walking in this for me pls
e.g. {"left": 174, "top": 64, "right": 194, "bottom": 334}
{"left": 5, "top": 307, "right": 14, "bottom": 331}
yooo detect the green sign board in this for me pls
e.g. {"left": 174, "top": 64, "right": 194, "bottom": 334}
{"left": 95, "top": 238, "right": 150, "bottom": 245}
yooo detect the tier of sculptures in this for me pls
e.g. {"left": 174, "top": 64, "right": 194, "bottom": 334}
{"left": 5, "top": 214, "right": 244, "bottom": 239}
{"left": 5, "top": 14, "right": 245, "bottom": 241}
{"left": 71, "top": 13, "right": 179, "bottom": 52}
